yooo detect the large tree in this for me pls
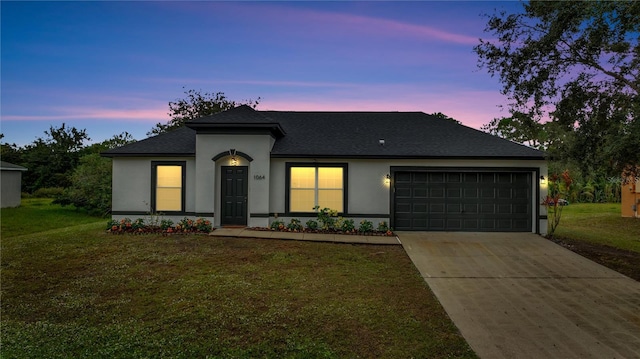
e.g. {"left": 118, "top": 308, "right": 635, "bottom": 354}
{"left": 54, "top": 132, "right": 136, "bottom": 216}
{"left": 147, "top": 88, "right": 260, "bottom": 136}
{"left": 20, "top": 124, "right": 90, "bottom": 192}
{"left": 475, "top": 1, "right": 639, "bottom": 176}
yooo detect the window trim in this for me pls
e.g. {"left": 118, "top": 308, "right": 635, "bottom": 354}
{"left": 151, "top": 161, "right": 186, "bottom": 214}
{"left": 285, "top": 162, "right": 348, "bottom": 214}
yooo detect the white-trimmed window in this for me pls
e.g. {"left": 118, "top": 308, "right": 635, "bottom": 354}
{"left": 288, "top": 164, "right": 346, "bottom": 212}
{"left": 152, "top": 162, "right": 185, "bottom": 212}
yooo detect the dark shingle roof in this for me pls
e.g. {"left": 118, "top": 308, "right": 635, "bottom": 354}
{"left": 103, "top": 105, "right": 545, "bottom": 159}
{"left": 102, "top": 126, "right": 195, "bottom": 157}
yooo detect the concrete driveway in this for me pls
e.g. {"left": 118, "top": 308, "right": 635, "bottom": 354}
{"left": 399, "top": 232, "right": 640, "bottom": 359}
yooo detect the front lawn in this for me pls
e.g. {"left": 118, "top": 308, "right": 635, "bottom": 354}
{"left": 1, "top": 223, "right": 475, "bottom": 358}
{"left": 553, "top": 203, "right": 640, "bottom": 253}
{"left": 551, "top": 203, "right": 640, "bottom": 281}
{"left": 1, "top": 198, "right": 104, "bottom": 237}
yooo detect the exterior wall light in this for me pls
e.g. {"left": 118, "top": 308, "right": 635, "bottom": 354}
{"left": 384, "top": 173, "right": 391, "bottom": 185}
{"left": 229, "top": 149, "right": 238, "bottom": 166}
{"left": 540, "top": 175, "right": 546, "bottom": 185}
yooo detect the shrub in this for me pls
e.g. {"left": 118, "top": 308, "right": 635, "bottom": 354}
{"left": 160, "top": 219, "right": 174, "bottom": 230}
{"left": 341, "top": 219, "right": 356, "bottom": 232}
{"left": 132, "top": 218, "right": 146, "bottom": 230}
{"left": 305, "top": 219, "right": 318, "bottom": 230}
{"left": 359, "top": 220, "right": 374, "bottom": 233}
{"left": 377, "top": 221, "right": 389, "bottom": 232}
{"left": 270, "top": 220, "right": 285, "bottom": 230}
{"left": 314, "top": 206, "right": 338, "bottom": 230}
{"left": 287, "top": 218, "right": 303, "bottom": 231}
{"left": 194, "top": 218, "right": 212, "bottom": 233}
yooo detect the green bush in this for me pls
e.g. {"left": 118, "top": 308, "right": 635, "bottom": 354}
{"left": 287, "top": 218, "right": 303, "bottom": 231}
{"left": 377, "top": 221, "right": 389, "bottom": 232}
{"left": 314, "top": 206, "right": 338, "bottom": 230}
{"left": 270, "top": 220, "right": 285, "bottom": 230}
{"left": 341, "top": 219, "right": 356, "bottom": 232}
{"left": 305, "top": 219, "right": 318, "bottom": 230}
{"left": 359, "top": 220, "right": 374, "bottom": 233}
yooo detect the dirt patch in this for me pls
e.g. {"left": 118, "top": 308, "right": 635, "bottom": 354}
{"left": 549, "top": 236, "right": 640, "bottom": 282}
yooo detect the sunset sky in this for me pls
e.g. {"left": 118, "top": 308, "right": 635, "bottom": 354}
{"left": 1, "top": 1, "right": 523, "bottom": 146}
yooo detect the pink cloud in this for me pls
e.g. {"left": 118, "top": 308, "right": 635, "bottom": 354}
{"left": 258, "top": 88, "right": 508, "bottom": 130}
{"left": 3, "top": 106, "right": 167, "bottom": 123}
{"left": 164, "top": 2, "right": 479, "bottom": 46}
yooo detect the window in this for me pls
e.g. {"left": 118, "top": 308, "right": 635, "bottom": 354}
{"left": 152, "top": 162, "right": 185, "bottom": 212}
{"left": 288, "top": 164, "right": 346, "bottom": 213}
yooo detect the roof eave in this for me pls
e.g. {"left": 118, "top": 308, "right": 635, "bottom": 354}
{"left": 270, "top": 154, "right": 546, "bottom": 160}
{"left": 101, "top": 152, "right": 196, "bottom": 158}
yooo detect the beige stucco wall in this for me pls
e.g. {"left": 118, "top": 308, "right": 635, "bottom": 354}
{"left": 1, "top": 170, "right": 23, "bottom": 208}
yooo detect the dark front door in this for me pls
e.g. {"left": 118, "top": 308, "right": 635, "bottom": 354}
{"left": 221, "top": 166, "right": 248, "bottom": 226}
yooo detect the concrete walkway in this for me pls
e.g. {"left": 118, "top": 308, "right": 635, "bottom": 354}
{"left": 399, "top": 232, "right": 640, "bottom": 359}
{"left": 210, "top": 227, "right": 400, "bottom": 245}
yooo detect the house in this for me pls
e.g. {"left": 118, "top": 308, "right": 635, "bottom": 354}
{"left": 622, "top": 173, "right": 639, "bottom": 218}
{"left": 1, "top": 161, "right": 27, "bottom": 208}
{"left": 102, "top": 105, "right": 549, "bottom": 233}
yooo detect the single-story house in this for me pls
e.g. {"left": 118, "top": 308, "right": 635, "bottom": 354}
{"left": 1, "top": 161, "right": 28, "bottom": 208}
{"left": 103, "top": 105, "right": 549, "bottom": 233}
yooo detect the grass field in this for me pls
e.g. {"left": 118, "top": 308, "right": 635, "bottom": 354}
{"left": 1, "top": 200, "right": 476, "bottom": 358}
{"left": 1, "top": 198, "right": 104, "bottom": 237}
{"left": 553, "top": 203, "right": 640, "bottom": 253}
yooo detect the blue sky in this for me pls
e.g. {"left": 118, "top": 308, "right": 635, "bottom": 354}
{"left": 1, "top": 1, "right": 522, "bottom": 146}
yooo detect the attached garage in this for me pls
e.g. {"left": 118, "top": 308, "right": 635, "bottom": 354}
{"left": 393, "top": 169, "right": 535, "bottom": 232}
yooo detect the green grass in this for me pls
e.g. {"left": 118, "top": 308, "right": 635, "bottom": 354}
{"left": 1, "top": 206, "right": 475, "bottom": 358}
{"left": 1, "top": 198, "right": 104, "bottom": 237}
{"left": 554, "top": 203, "right": 640, "bottom": 253}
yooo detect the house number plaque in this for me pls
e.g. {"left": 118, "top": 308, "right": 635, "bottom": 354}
{"left": 254, "top": 175, "right": 266, "bottom": 180}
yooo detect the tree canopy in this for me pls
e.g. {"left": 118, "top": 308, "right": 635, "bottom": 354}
{"left": 428, "top": 112, "right": 461, "bottom": 125}
{"left": 475, "top": 1, "right": 639, "bottom": 177}
{"left": 147, "top": 88, "right": 260, "bottom": 136}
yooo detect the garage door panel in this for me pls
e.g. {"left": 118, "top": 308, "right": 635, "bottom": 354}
{"left": 464, "top": 173, "right": 479, "bottom": 182}
{"left": 430, "top": 173, "right": 445, "bottom": 182}
{"left": 413, "top": 188, "right": 427, "bottom": 198}
{"left": 395, "top": 202, "right": 411, "bottom": 213}
{"left": 497, "top": 173, "right": 512, "bottom": 183}
{"left": 430, "top": 188, "right": 445, "bottom": 198}
{"left": 413, "top": 172, "right": 428, "bottom": 183}
{"left": 413, "top": 203, "right": 427, "bottom": 213}
{"left": 480, "top": 203, "right": 495, "bottom": 214}
{"left": 464, "top": 203, "right": 479, "bottom": 214}
{"left": 430, "top": 203, "right": 445, "bottom": 213}
{"left": 396, "top": 188, "right": 411, "bottom": 197}
{"left": 498, "top": 188, "right": 512, "bottom": 199}
{"left": 464, "top": 188, "right": 479, "bottom": 198}
{"left": 481, "top": 188, "right": 496, "bottom": 198}
{"left": 513, "top": 188, "right": 529, "bottom": 199}
{"left": 447, "top": 173, "right": 462, "bottom": 182}
{"left": 446, "top": 219, "right": 463, "bottom": 230}
{"left": 447, "top": 188, "right": 462, "bottom": 198}
{"left": 394, "top": 171, "right": 533, "bottom": 232}
{"left": 447, "top": 203, "right": 462, "bottom": 214}
{"left": 396, "top": 172, "right": 411, "bottom": 182}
